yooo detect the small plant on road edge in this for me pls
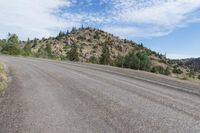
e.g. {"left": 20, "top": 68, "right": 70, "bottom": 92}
{"left": 0, "top": 63, "right": 8, "bottom": 96}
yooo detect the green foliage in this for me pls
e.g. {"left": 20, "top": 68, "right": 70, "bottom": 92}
{"left": 99, "top": 44, "right": 110, "bottom": 65}
{"left": 63, "top": 45, "right": 70, "bottom": 52}
{"left": 136, "top": 52, "right": 151, "bottom": 71}
{"left": 23, "top": 38, "right": 32, "bottom": 56}
{"left": 123, "top": 51, "right": 151, "bottom": 71}
{"left": 124, "top": 52, "right": 140, "bottom": 69}
{"left": 57, "top": 31, "right": 66, "bottom": 39}
{"left": 67, "top": 44, "right": 79, "bottom": 61}
{"left": 94, "top": 31, "right": 100, "bottom": 40}
{"left": 151, "top": 66, "right": 171, "bottom": 75}
{"left": 181, "top": 76, "right": 188, "bottom": 80}
{"left": 172, "top": 67, "right": 183, "bottom": 74}
{"left": 114, "top": 55, "right": 125, "bottom": 67}
{"left": 198, "top": 75, "right": 200, "bottom": 80}
{"left": 0, "top": 39, "right": 6, "bottom": 51}
{"left": 89, "top": 56, "right": 99, "bottom": 64}
{"left": 0, "top": 63, "right": 8, "bottom": 96}
{"left": 32, "top": 38, "right": 38, "bottom": 48}
{"left": 1, "top": 34, "right": 21, "bottom": 55}
{"left": 188, "top": 70, "right": 195, "bottom": 79}
{"left": 71, "top": 27, "right": 77, "bottom": 33}
{"left": 114, "top": 51, "right": 151, "bottom": 71}
{"left": 46, "top": 43, "right": 53, "bottom": 58}
{"left": 34, "top": 43, "right": 54, "bottom": 58}
{"left": 164, "top": 67, "right": 171, "bottom": 75}
{"left": 35, "top": 48, "right": 48, "bottom": 58}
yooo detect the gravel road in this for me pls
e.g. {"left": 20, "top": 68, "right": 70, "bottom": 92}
{"left": 0, "top": 56, "right": 200, "bottom": 133}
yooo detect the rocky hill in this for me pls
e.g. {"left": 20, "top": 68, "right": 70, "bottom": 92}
{"left": 1, "top": 27, "right": 199, "bottom": 80}
{"left": 22, "top": 27, "right": 167, "bottom": 64}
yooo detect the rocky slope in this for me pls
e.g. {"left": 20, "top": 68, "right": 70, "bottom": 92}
{"left": 23, "top": 27, "right": 166, "bottom": 64}
{"left": 182, "top": 58, "right": 200, "bottom": 72}
{"left": 16, "top": 27, "right": 199, "bottom": 80}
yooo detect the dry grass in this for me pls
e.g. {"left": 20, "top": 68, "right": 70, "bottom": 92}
{"left": 0, "top": 62, "right": 8, "bottom": 96}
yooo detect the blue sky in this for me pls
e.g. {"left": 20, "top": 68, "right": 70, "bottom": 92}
{"left": 0, "top": 0, "right": 200, "bottom": 59}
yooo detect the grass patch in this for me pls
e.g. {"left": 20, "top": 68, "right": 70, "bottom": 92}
{"left": 0, "top": 62, "right": 8, "bottom": 96}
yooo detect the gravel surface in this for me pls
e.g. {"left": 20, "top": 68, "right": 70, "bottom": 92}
{"left": 0, "top": 56, "right": 200, "bottom": 133}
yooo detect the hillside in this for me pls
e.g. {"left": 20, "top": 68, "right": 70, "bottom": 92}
{"left": 182, "top": 58, "right": 200, "bottom": 72}
{"left": 21, "top": 27, "right": 167, "bottom": 65}
{"left": 0, "top": 27, "right": 199, "bottom": 80}
{"left": 21, "top": 28, "right": 160, "bottom": 61}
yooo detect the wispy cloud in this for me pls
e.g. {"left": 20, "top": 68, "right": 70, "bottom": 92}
{"left": 0, "top": 0, "right": 71, "bottom": 39}
{"left": 103, "top": 0, "right": 200, "bottom": 38}
{"left": 167, "top": 53, "right": 200, "bottom": 59}
{"left": 0, "top": 0, "right": 200, "bottom": 39}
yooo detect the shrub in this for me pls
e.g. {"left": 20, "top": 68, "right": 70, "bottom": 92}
{"left": 164, "top": 67, "right": 171, "bottom": 75}
{"left": 136, "top": 52, "right": 151, "bottom": 71}
{"left": 46, "top": 43, "right": 53, "bottom": 58}
{"left": 99, "top": 44, "right": 110, "bottom": 65}
{"left": 35, "top": 48, "right": 48, "bottom": 58}
{"left": 23, "top": 39, "right": 32, "bottom": 56}
{"left": 0, "top": 63, "right": 8, "bottom": 96}
{"left": 188, "top": 70, "right": 195, "bottom": 79}
{"left": 115, "top": 51, "right": 151, "bottom": 71}
{"left": 114, "top": 55, "right": 125, "bottom": 67}
{"left": 124, "top": 53, "right": 140, "bottom": 69}
{"left": 172, "top": 67, "right": 183, "bottom": 74}
{"left": 32, "top": 38, "right": 38, "bottom": 48}
{"left": 151, "top": 66, "right": 164, "bottom": 74}
{"left": 181, "top": 76, "right": 188, "bottom": 80}
{"left": 151, "top": 66, "right": 171, "bottom": 75}
{"left": 67, "top": 44, "right": 79, "bottom": 61}
{"left": 89, "top": 56, "right": 99, "bottom": 64}
{"left": 198, "top": 75, "right": 200, "bottom": 80}
{"left": 1, "top": 34, "right": 21, "bottom": 55}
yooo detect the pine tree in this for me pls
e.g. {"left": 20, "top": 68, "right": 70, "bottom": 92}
{"left": 23, "top": 38, "right": 32, "bottom": 56}
{"left": 1, "top": 33, "right": 21, "bottom": 55}
{"left": 46, "top": 43, "right": 53, "bottom": 57}
{"left": 100, "top": 44, "right": 110, "bottom": 65}
{"left": 67, "top": 43, "right": 79, "bottom": 61}
{"left": 32, "top": 38, "right": 38, "bottom": 48}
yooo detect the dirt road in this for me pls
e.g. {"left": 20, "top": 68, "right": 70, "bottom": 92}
{"left": 0, "top": 56, "right": 200, "bottom": 133}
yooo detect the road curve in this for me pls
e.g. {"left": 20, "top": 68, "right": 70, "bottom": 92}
{"left": 0, "top": 56, "right": 200, "bottom": 133}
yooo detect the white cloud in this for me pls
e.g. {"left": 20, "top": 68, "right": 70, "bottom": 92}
{"left": 0, "top": 0, "right": 72, "bottom": 39}
{"left": 112, "top": 0, "right": 200, "bottom": 25}
{"left": 103, "top": 0, "right": 200, "bottom": 38}
{"left": 102, "top": 25, "right": 173, "bottom": 39}
{"left": 0, "top": 0, "right": 200, "bottom": 39}
{"left": 167, "top": 53, "right": 200, "bottom": 59}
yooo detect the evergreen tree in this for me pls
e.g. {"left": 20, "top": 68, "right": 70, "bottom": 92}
{"left": 136, "top": 52, "right": 151, "bottom": 71}
{"left": 46, "top": 43, "right": 53, "bottom": 58}
{"left": 71, "top": 27, "right": 77, "bottom": 33}
{"left": 114, "top": 55, "right": 125, "bottom": 67}
{"left": 115, "top": 51, "right": 151, "bottom": 71}
{"left": 0, "top": 39, "right": 6, "bottom": 51}
{"left": 89, "top": 56, "right": 99, "bottom": 64}
{"left": 100, "top": 44, "right": 110, "bottom": 65}
{"left": 23, "top": 38, "right": 32, "bottom": 56}
{"left": 67, "top": 43, "right": 79, "bottom": 61}
{"left": 124, "top": 52, "right": 140, "bottom": 69}
{"left": 57, "top": 31, "right": 65, "bottom": 38}
{"left": 1, "top": 33, "right": 21, "bottom": 55}
{"left": 32, "top": 38, "right": 38, "bottom": 48}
